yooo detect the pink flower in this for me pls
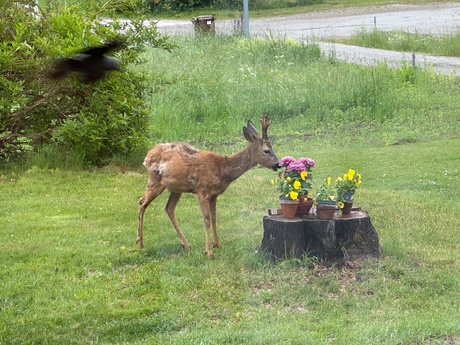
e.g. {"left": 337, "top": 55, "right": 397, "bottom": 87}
{"left": 280, "top": 156, "right": 296, "bottom": 167}
{"left": 298, "top": 157, "right": 315, "bottom": 168}
{"left": 286, "top": 161, "right": 305, "bottom": 173}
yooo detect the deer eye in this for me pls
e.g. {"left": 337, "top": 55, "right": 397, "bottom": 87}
{"left": 264, "top": 150, "right": 271, "bottom": 155}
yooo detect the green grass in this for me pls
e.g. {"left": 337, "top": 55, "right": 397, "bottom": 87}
{"left": 333, "top": 28, "right": 460, "bottom": 57}
{"left": 142, "top": 35, "right": 459, "bottom": 147}
{"left": 1, "top": 138, "right": 460, "bottom": 344}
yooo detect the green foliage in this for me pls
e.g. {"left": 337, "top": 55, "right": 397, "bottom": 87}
{"left": 313, "top": 176, "right": 336, "bottom": 202}
{"left": 249, "top": 0, "right": 323, "bottom": 10}
{"left": 146, "top": 0, "right": 323, "bottom": 15}
{"left": 0, "top": 0, "right": 174, "bottom": 165}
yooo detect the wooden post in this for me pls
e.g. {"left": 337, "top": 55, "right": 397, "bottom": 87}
{"left": 260, "top": 209, "right": 381, "bottom": 262}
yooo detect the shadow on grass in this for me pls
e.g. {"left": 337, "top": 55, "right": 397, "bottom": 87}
{"left": 99, "top": 315, "right": 181, "bottom": 343}
{"left": 143, "top": 244, "right": 192, "bottom": 259}
{"left": 114, "top": 243, "right": 192, "bottom": 268}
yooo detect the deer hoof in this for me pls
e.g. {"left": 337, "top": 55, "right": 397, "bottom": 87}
{"left": 136, "top": 240, "right": 144, "bottom": 249}
{"left": 182, "top": 243, "right": 192, "bottom": 250}
{"left": 205, "top": 250, "right": 214, "bottom": 257}
{"left": 213, "top": 243, "right": 221, "bottom": 249}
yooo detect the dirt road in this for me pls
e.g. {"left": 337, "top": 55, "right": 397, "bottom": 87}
{"left": 155, "top": 3, "right": 460, "bottom": 75}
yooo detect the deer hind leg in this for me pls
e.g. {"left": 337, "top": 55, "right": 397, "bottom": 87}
{"left": 209, "top": 196, "right": 220, "bottom": 249}
{"left": 137, "top": 180, "right": 165, "bottom": 248}
{"left": 165, "top": 192, "right": 191, "bottom": 249}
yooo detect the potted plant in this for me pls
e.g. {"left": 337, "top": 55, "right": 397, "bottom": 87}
{"left": 313, "top": 177, "right": 337, "bottom": 220}
{"left": 335, "top": 169, "right": 362, "bottom": 214}
{"left": 272, "top": 156, "right": 315, "bottom": 217}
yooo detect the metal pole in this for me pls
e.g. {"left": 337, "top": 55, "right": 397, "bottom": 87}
{"left": 243, "top": 0, "right": 249, "bottom": 39}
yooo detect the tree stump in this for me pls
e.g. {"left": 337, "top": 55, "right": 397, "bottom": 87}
{"left": 260, "top": 209, "right": 381, "bottom": 262}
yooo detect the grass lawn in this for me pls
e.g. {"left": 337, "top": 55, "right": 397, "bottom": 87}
{"left": 1, "top": 137, "right": 459, "bottom": 344}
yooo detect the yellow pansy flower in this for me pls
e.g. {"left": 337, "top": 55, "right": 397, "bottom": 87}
{"left": 326, "top": 177, "right": 331, "bottom": 186}
{"left": 293, "top": 180, "right": 301, "bottom": 189}
{"left": 347, "top": 169, "right": 355, "bottom": 180}
{"left": 337, "top": 201, "right": 344, "bottom": 209}
{"left": 289, "top": 191, "right": 299, "bottom": 200}
{"left": 300, "top": 171, "right": 308, "bottom": 180}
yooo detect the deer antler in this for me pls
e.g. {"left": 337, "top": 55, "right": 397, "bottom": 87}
{"left": 260, "top": 113, "right": 271, "bottom": 140}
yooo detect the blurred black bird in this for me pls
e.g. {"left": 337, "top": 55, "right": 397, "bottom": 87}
{"left": 50, "top": 41, "right": 122, "bottom": 83}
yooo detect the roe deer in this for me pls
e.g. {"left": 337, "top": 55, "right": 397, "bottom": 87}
{"left": 137, "top": 114, "right": 279, "bottom": 256}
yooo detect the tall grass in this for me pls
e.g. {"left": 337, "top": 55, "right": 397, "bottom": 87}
{"left": 143, "top": 35, "right": 460, "bottom": 150}
{"left": 334, "top": 28, "right": 460, "bottom": 57}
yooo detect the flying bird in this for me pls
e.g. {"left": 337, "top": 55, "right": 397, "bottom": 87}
{"left": 50, "top": 41, "right": 122, "bottom": 83}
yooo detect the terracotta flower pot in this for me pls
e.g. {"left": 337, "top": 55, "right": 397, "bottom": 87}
{"left": 316, "top": 201, "right": 336, "bottom": 220}
{"left": 279, "top": 197, "right": 299, "bottom": 218}
{"left": 295, "top": 197, "right": 313, "bottom": 217}
{"left": 342, "top": 201, "right": 353, "bottom": 215}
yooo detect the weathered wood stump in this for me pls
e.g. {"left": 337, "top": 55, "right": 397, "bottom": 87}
{"left": 260, "top": 209, "right": 381, "bottom": 262}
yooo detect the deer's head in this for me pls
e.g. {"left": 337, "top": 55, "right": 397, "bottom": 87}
{"left": 243, "top": 113, "right": 280, "bottom": 171}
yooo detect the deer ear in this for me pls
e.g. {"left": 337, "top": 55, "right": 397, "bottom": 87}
{"left": 246, "top": 120, "right": 259, "bottom": 134}
{"left": 243, "top": 126, "right": 257, "bottom": 142}
{"left": 243, "top": 120, "right": 260, "bottom": 142}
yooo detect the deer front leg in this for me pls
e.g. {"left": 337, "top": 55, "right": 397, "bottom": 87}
{"left": 198, "top": 194, "right": 214, "bottom": 256}
{"left": 209, "top": 196, "right": 220, "bottom": 249}
{"left": 137, "top": 202, "right": 146, "bottom": 248}
{"left": 165, "top": 192, "right": 191, "bottom": 249}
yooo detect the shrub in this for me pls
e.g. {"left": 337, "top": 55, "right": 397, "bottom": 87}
{"left": 0, "top": 0, "right": 174, "bottom": 166}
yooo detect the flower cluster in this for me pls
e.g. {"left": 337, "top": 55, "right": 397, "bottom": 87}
{"left": 335, "top": 169, "right": 362, "bottom": 202}
{"left": 280, "top": 156, "right": 315, "bottom": 173}
{"left": 272, "top": 156, "right": 315, "bottom": 200}
{"left": 313, "top": 169, "right": 362, "bottom": 209}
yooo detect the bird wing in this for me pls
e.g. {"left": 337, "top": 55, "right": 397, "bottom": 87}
{"left": 81, "top": 41, "right": 122, "bottom": 56}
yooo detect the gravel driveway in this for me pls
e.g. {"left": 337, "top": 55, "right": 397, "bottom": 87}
{"left": 155, "top": 3, "right": 460, "bottom": 76}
